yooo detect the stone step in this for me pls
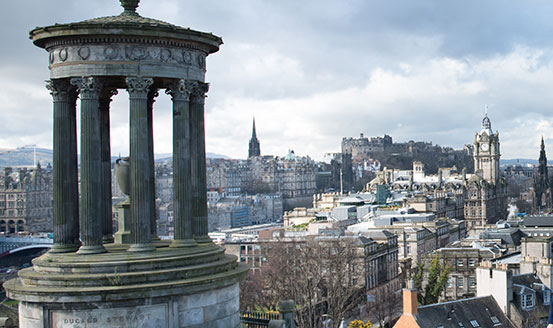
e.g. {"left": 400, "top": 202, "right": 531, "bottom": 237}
{"left": 19, "top": 254, "right": 239, "bottom": 288}
{"left": 4, "top": 262, "right": 249, "bottom": 303}
{"left": 31, "top": 243, "right": 224, "bottom": 274}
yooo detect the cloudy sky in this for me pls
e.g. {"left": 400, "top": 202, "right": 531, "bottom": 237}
{"left": 2, "top": 0, "right": 553, "bottom": 160}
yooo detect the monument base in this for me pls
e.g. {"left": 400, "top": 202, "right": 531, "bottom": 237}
{"left": 4, "top": 242, "right": 248, "bottom": 328}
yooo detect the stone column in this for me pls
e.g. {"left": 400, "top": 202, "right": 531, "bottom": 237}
{"left": 99, "top": 88, "right": 117, "bottom": 244}
{"left": 71, "top": 77, "right": 107, "bottom": 254}
{"left": 166, "top": 80, "right": 197, "bottom": 248}
{"left": 190, "top": 82, "right": 211, "bottom": 243}
{"left": 46, "top": 79, "right": 80, "bottom": 253}
{"left": 126, "top": 77, "right": 155, "bottom": 252}
{"left": 147, "top": 89, "right": 160, "bottom": 241}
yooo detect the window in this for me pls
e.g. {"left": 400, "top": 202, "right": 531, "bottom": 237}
{"left": 490, "top": 316, "right": 500, "bottom": 324}
{"left": 468, "top": 259, "right": 476, "bottom": 267}
{"left": 457, "top": 277, "right": 464, "bottom": 288}
{"left": 468, "top": 277, "right": 476, "bottom": 289}
{"left": 544, "top": 289, "right": 551, "bottom": 305}
{"left": 521, "top": 293, "right": 535, "bottom": 309}
{"left": 457, "top": 259, "right": 464, "bottom": 267}
{"left": 447, "top": 277, "right": 454, "bottom": 288}
{"left": 470, "top": 320, "right": 480, "bottom": 327}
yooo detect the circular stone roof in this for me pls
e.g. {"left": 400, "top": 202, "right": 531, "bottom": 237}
{"left": 29, "top": 0, "right": 222, "bottom": 54}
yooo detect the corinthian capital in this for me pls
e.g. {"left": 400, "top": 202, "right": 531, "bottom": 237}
{"left": 190, "top": 82, "right": 209, "bottom": 104}
{"left": 46, "top": 79, "right": 77, "bottom": 102}
{"left": 70, "top": 77, "right": 104, "bottom": 100}
{"left": 125, "top": 77, "right": 154, "bottom": 99}
{"left": 165, "top": 79, "right": 195, "bottom": 101}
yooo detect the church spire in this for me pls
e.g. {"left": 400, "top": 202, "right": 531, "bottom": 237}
{"left": 248, "top": 117, "right": 261, "bottom": 158}
{"left": 252, "top": 117, "right": 257, "bottom": 139}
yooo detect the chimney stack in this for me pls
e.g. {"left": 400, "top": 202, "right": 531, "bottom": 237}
{"left": 403, "top": 279, "right": 418, "bottom": 315}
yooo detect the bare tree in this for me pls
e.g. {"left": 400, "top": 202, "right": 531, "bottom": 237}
{"left": 240, "top": 236, "right": 367, "bottom": 328}
{"left": 367, "top": 291, "right": 401, "bottom": 327}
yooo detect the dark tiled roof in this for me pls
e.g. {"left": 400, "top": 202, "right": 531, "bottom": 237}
{"left": 480, "top": 228, "right": 524, "bottom": 246}
{"left": 511, "top": 273, "right": 550, "bottom": 322}
{"left": 415, "top": 295, "right": 512, "bottom": 328}
{"left": 523, "top": 216, "right": 553, "bottom": 227}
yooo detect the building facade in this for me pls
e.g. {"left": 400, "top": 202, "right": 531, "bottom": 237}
{"left": 464, "top": 113, "right": 508, "bottom": 228}
{"left": 0, "top": 165, "right": 53, "bottom": 234}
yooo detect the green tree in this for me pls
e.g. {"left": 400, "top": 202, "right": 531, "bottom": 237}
{"left": 411, "top": 254, "right": 450, "bottom": 305}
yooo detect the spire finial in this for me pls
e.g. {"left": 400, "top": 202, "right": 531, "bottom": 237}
{"left": 120, "top": 0, "right": 140, "bottom": 15}
{"left": 485, "top": 104, "right": 488, "bottom": 116}
{"left": 252, "top": 117, "right": 257, "bottom": 139}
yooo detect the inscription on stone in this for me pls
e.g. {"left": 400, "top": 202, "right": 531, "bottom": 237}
{"left": 51, "top": 303, "right": 168, "bottom": 328}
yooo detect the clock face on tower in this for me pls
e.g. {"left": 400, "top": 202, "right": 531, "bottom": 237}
{"left": 481, "top": 143, "right": 489, "bottom": 151}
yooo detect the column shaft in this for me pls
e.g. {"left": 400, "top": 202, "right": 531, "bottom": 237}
{"left": 147, "top": 90, "right": 159, "bottom": 240}
{"left": 71, "top": 77, "right": 107, "bottom": 254}
{"left": 167, "top": 80, "right": 197, "bottom": 247}
{"left": 190, "top": 82, "right": 211, "bottom": 243}
{"left": 99, "top": 89, "right": 117, "bottom": 243}
{"left": 126, "top": 77, "right": 155, "bottom": 252}
{"left": 46, "top": 79, "right": 79, "bottom": 253}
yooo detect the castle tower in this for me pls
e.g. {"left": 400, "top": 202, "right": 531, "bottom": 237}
{"left": 248, "top": 117, "right": 261, "bottom": 158}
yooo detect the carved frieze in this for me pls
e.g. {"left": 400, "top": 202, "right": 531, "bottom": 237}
{"left": 48, "top": 44, "right": 207, "bottom": 70}
{"left": 77, "top": 47, "right": 90, "bottom": 60}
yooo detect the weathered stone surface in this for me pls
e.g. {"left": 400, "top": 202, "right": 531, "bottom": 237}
{"left": 46, "top": 44, "right": 208, "bottom": 81}
{"left": 14, "top": 277, "right": 243, "bottom": 328}
{"left": 50, "top": 303, "right": 169, "bottom": 328}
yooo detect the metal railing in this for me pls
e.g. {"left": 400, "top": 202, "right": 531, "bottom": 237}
{"left": 240, "top": 311, "right": 280, "bottom": 327}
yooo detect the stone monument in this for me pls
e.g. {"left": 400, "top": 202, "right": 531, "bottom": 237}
{"left": 4, "top": 1, "right": 248, "bottom": 327}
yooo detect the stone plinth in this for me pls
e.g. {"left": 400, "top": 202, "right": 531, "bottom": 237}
{"left": 4, "top": 243, "right": 248, "bottom": 328}
{"left": 114, "top": 201, "right": 131, "bottom": 244}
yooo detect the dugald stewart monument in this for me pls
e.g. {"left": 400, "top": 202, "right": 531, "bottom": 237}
{"left": 3, "top": 0, "right": 248, "bottom": 326}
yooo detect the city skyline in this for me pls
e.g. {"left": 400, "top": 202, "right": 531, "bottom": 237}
{"left": 2, "top": 1, "right": 553, "bottom": 160}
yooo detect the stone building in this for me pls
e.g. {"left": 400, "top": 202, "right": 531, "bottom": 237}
{"left": 477, "top": 262, "right": 551, "bottom": 328}
{"left": 341, "top": 133, "right": 393, "bottom": 157}
{"left": 464, "top": 113, "right": 508, "bottom": 228}
{"left": 226, "top": 230, "right": 400, "bottom": 301}
{"left": 278, "top": 150, "right": 317, "bottom": 209}
{"left": 438, "top": 243, "right": 505, "bottom": 300}
{"left": 0, "top": 165, "right": 53, "bottom": 234}
{"left": 207, "top": 151, "right": 317, "bottom": 210}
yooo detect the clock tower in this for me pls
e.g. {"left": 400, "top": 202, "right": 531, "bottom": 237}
{"left": 473, "top": 113, "right": 500, "bottom": 183}
{"left": 465, "top": 111, "right": 507, "bottom": 228}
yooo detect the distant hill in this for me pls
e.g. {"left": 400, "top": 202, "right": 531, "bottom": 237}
{"left": 500, "top": 158, "right": 538, "bottom": 166}
{"left": 0, "top": 148, "right": 230, "bottom": 168}
{"left": 0, "top": 147, "right": 53, "bottom": 168}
